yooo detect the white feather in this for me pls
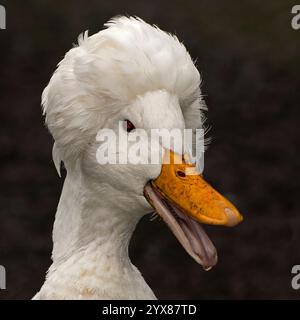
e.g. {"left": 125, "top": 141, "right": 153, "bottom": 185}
{"left": 52, "top": 142, "right": 62, "bottom": 177}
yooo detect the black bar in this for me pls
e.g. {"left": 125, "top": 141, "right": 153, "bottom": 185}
{"left": 0, "top": 300, "right": 299, "bottom": 319}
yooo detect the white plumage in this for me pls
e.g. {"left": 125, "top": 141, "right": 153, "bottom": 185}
{"left": 34, "top": 16, "right": 206, "bottom": 299}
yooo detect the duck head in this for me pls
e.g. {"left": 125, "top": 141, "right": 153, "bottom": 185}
{"left": 43, "top": 16, "right": 242, "bottom": 271}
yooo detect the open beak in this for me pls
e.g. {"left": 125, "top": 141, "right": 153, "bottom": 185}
{"left": 144, "top": 150, "right": 243, "bottom": 270}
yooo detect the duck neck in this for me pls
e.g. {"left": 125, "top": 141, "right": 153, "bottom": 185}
{"left": 40, "top": 168, "right": 156, "bottom": 299}
{"left": 51, "top": 172, "right": 141, "bottom": 269}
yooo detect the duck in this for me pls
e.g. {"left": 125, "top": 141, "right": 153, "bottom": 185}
{"left": 33, "top": 16, "right": 243, "bottom": 300}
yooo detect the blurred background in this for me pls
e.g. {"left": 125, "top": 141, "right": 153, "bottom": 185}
{"left": 0, "top": 0, "right": 299, "bottom": 299}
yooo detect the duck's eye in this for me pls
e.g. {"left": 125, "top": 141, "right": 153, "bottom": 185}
{"left": 125, "top": 119, "right": 136, "bottom": 133}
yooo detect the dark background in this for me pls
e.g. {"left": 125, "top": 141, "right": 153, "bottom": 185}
{"left": 0, "top": 0, "right": 299, "bottom": 299}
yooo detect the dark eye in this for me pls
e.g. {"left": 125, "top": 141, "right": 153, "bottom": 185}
{"left": 125, "top": 119, "right": 135, "bottom": 133}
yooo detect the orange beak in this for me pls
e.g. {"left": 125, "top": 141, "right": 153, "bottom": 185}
{"left": 152, "top": 150, "right": 243, "bottom": 227}
{"left": 144, "top": 149, "right": 243, "bottom": 269}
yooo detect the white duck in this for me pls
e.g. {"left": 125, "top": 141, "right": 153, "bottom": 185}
{"left": 34, "top": 16, "right": 242, "bottom": 300}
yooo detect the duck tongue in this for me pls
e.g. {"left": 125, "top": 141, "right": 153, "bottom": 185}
{"left": 144, "top": 182, "right": 217, "bottom": 270}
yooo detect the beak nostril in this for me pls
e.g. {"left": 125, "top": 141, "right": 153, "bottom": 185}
{"left": 176, "top": 170, "right": 186, "bottom": 178}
